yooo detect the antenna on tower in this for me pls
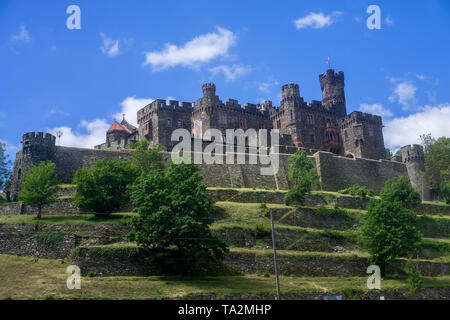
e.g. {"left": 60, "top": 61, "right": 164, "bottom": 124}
{"left": 56, "top": 131, "right": 63, "bottom": 146}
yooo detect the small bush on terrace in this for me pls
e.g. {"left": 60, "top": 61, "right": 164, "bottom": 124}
{"left": 339, "top": 185, "right": 375, "bottom": 198}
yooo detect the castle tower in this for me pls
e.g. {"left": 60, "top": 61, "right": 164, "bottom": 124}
{"left": 202, "top": 82, "right": 217, "bottom": 102}
{"left": 339, "top": 111, "right": 385, "bottom": 160}
{"left": 401, "top": 144, "right": 431, "bottom": 201}
{"left": 281, "top": 83, "right": 301, "bottom": 107}
{"left": 10, "top": 131, "right": 57, "bottom": 200}
{"left": 319, "top": 69, "right": 347, "bottom": 119}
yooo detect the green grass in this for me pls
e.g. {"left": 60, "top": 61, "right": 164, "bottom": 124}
{"left": 0, "top": 212, "right": 135, "bottom": 225}
{"left": 1, "top": 254, "right": 448, "bottom": 300}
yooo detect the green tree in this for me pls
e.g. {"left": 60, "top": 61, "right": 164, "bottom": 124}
{"left": 73, "top": 159, "right": 137, "bottom": 214}
{"left": 405, "top": 258, "right": 422, "bottom": 294}
{"left": 128, "top": 162, "right": 228, "bottom": 273}
{"left": 18, "top": 161, "right": 60, "bottom": 219}
{"left": 380, "top": 176, "right": 421, "bottom": 208}
{"left": 127, "top": 139, "right": 164, "bottom": 175}
{"left": 440, "top": 180, "right": 450, "bottom": 204}
{"left": 0, "top": 142, "right": 11, "bottom": 193}
{"left": 420, "top": 134, "right": 450, "bottom": 192}
{"left": 362, "top": 199, "right": 421, "bottom": 274}
{"left": 284, "top": 150, "right": 320, "bottom": 206}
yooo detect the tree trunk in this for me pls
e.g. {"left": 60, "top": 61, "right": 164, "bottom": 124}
{"left": 37, "top": 205, "right": 42, "bottom": 220}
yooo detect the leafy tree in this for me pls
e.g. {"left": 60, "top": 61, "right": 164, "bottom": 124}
{"left": 420, "top": 134, "right": 450, "bottom": 192}
{"left": 0, "top": 142, "right": 11, "bottom": 193}
{"left": 395, "top": 150, "right": 402, "bottom": 158}
{"left": 405, "top": 258, "right": 422, "bottom": 294}
{"left": 18, "top": 161, "right": 60, "bottom": 219}
{"left": 128, "top": 162, "right": 228, "bottom": 273}
{"left": 73, "top": 159, "right": 137, "bottom": 214}
{"left": 362, "top": 199, "right": 421, "bottom": 274}
{"left": 127, "top": 139, "right": 164, "bottom": 175}
{"left": 440, "top": 180, "right": 450, "bottom": 204}
{"left": 284, "top": 150, "right": 320, "bottom": 206}
{"left": 380, "top": 176, "right": 421, "bottom": 208}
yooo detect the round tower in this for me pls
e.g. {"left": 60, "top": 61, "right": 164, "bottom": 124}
{"left": 10, "top": 131, "right": 57, "bottom": 200}
{"left": 202, "top": 82, "right": 216, "bottom": 100}
{"left": 319, "top": 69, "right": 347, "bottom": 119}
{"left": 22, "top": 131, "right": 56, "bottom": 163}
{"left": 401, "top": 144, "right": 431, "bottom": 201}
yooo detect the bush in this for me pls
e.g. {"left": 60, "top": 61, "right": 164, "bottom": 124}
{"left": 362, "top": 199, "right": 421, "bottom": 274}
{"left": 339, "top": 185, "right": 375, "bottom": 198}
{"left": 73, "top": 159, "right": 137, "bottom": 214}
{"left": 284, "top": 150, "right": 320, "bottom": 206}
{"left": 380, "top": 177, "right": 421, "bottom": 208}
{"left": 440, "top": 180, "right": 450, "bottom": 204}
{"left": 405, "top": 259, "right": 422, "bottom": 294}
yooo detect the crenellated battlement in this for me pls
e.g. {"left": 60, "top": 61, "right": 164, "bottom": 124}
{"left": 338, "top": 111, "right": 382, "bottom": 128}
{"left": 202, "top": 82, "right": 216, "bottom": 97}
{"left": 401, "top": 144, "right": 425, "bottom": 163}
{"left": 319, "top": 69, "right": 345, "bottom": 86}
{"left": 22, "top": 131, "right": 56, "bottom": 150}
{"left": 281, "top": 83, "right": 300, "bottom": 101}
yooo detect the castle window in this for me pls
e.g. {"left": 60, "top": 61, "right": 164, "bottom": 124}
{"left": 309, "top": 133, "right": 315, "bottom": 143}
{"left": 240, "top": 118, "right": 246, "bottom": 129}
{"left": 177, "top": 119, "right": 183, "bottom": 128}
{"left": 369, "top": 127, "right": 374, "bottom": 137}
{"left": 277, "top": 120, "right": 281, "bottom": 129}
{"left": 306, "top": 114, "right": 313, "bottom": 125}
{"left": 17, "top": 169, "right": 21, "bottom": 180}
{"left": 167, "top": 118, "right": 172, "bottom": 128}
{"left": 290, "top": 110, "right": 294, "bottom": 120}
{"left": 354, "top": 127, "right": 362, "bottom": 136}
{"left": 344, "top": 131, "right": 348, "bottom": 141}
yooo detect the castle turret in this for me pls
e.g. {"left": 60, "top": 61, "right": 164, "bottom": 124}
{"left": 281, "top": 83, "right": 301, "bottom": 106}
{"left": 202, "top": 82, "right": 217, "bottom": 101}
{"left": 10, "top": 131, "right": 57, "bottom": 200}
{"left": 401, "top": 144, "right": 431, "bottom": 201}
{"left": 319, "top": 69, "right": 347, "bottom": 119}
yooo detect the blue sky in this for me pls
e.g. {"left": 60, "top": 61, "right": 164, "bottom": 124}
{"left": 1, "top": 0, "right": 449, "bottom": 160}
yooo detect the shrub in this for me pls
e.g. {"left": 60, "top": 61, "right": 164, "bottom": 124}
{"left": 405, "top": 259, "right": 422, "bottom": 294}
{"left": 380, "top": 177, "right": 421, "bottom": 208}
{"left": 284, "top": 150, "right": 320, "bottom": 206}
{"left": 362, "top": 199, "right": 421, "bottom": 275}
{"left": 440, "top": 180, "right": 450, "bottom": 204}
{"left": 73, "top": 159, "right": 137, "bottom": 214}
{"left": 339, "top": 185, "right": 375, "bottom": 198}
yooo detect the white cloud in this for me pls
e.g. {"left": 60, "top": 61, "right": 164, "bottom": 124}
{"left": 11, "top": 25, "right": 30, "bottom": 42}
{"left": 359, "top": 103, "right": 393, "bottom": 118}
{"left": 209, "top": 64, "right": 251, "bottom": 82}
{"left": 114, "top": 96, "right": 154, "bottom": 126}
{"left": 100, "top": 32, "right": 119, "bottom": 57}
{"left": 143, "top": 27, "right": 236, "bottom": 71}
{"left": 294, "top": 12, "right": 342, "bottom": 29}
{"left": 389, "top": 82, "right": 417, "bottom": 110}
{"left": 385, "top": 16, "right": 394, "bottom": 26}
{"left": 258, "top": 80, "right": 279, "bottom": 94}
{"left": 49, "top": 119, "right": 110, "bottom": 149}
{"left": 384, "top": 103, "right": 450, "bottom": 149}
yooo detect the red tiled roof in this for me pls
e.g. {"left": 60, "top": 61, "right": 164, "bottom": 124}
{"left": 107, "top": 121, "right": 131, "bottom": 134}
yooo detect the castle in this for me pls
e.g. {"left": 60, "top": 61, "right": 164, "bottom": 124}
{"left": 95, "top": 69, "right": 385, "bottom": 160}
{"left": 9, "top": 68, "right": 432, "bottom": 201}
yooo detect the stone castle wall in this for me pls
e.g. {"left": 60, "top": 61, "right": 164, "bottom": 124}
{"left": 11, "top": 142, "right": 413, "bottom": 198}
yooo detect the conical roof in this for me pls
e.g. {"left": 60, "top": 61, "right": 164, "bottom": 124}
{"left": 107, "top": 121, "right": 131, "bottom": 134}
